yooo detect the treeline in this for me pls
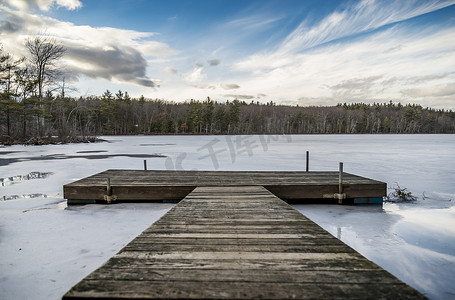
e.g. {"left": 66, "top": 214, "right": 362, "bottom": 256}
{"left": 1, "top": 38, "right": 455, "bottom": 145}
{"left": 1, "top": 90, "right": 454, "bottom": 143}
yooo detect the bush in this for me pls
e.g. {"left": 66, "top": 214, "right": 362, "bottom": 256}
{"left": 384, "top": 183, "right": 417, "bottom": 202}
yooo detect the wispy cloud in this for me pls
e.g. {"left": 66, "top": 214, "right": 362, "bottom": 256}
{"left": 224, "top": 15, "right": 282, "bottom": 31}
{"left": 184, "top": 65, "right": 205, "bottom": 83}
{"left": 229, "top": 23, "right": 455, "bottom": 107}
{"left": 403, "top": 83, "right": 455, "bottom": 98}
{"left": 406, "top": 72, "right": 455, "bottom": 84}
{"left": 282, "top": 0, "right": 454, "bottom": 52}
{"left": 236, "top": 0, "right": 455, "bottom": 71}
{"left": 328, "top": 76, "right": 384, "bottom": 98}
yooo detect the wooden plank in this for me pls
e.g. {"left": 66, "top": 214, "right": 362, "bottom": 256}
{"left": 128, "top": 237, "right": 345, "bottom": 246}
{"left": 265, "top": 183, "right": 386, "bottom": 199}
{"left": 64, "top": 280, "right": 424, "bottom": 299}
{"left": 63, "top": 186, "right": 425, "bottom": 299}
{"left": 100, "top": 257, "right": 381, "bottom": 271}
{"left": 63, "top": 170, "right": 387, "bottom": 203}
{"left": 121, "top": 243, "right": 354, "bottom": 253}
{"left": 83, "top": 268, "right": 402, "bottom": 284}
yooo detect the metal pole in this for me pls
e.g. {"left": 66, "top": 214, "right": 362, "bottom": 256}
{"left": 338, "top": 162, "right": 343, "bottom": 194}
{"left": 306, "top": 151, "right": 309, "bottom": 172}
{"left": 144, "top": 159, "right": 147, "bottom": 171}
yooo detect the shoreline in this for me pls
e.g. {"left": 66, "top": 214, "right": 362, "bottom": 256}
{"left": 0, "top": 136, "right": 104, "bottom": 146}
{"left": 2, "top": 132, "right": 454, "bottom": 147}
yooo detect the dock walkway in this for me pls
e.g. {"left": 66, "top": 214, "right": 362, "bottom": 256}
{"left": 63, "top": 186, "right": 425, "bottom": 299}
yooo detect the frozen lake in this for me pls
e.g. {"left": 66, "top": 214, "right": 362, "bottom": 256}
{"left": 1, "top": 134, "right": 454, "bottom": 299}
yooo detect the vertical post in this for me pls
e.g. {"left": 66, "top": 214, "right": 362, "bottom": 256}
{"left": 306, "top": 151, "right": 309, "bottom": 172}
{"left": 106, "top": 177, "right": 112, "bottom": 204}
{"left": 107, "top": 177, "right": 111, "bottom": 196}
{"left": 338, "top": 162, "right": 343, "bottom": 194}
{"left": 335, "top": 162, "right": 346, "bottom": 204}
{"left": 144, "top": 159, "right": 147, "bottom": 171}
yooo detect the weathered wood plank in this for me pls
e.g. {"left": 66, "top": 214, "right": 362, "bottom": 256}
{"left": 63, "top": 170, "right": 387, "bottom": 202}
{"left": 100, "top": 257, "right": 381, "bottom": 271}
{"left": 64, "top": 280, "right": 424, "bottom": 299}
{"left": 63, "top": 185, "right": 425, "bottom": 299}
{"left": 84, "top": 268, "right": 401, "bottom": 284}
{"left": 122, "top": 243, "right": 354, "bottom": 253}
{"left": 129, "top": 236, "right": 345, "bottom": 244}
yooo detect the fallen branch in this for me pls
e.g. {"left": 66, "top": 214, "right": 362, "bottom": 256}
{"left": 384, "top": 183, "right": 417, "bottom": 203}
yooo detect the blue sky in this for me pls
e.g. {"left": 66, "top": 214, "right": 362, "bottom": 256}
{"left": 1, "top": 0, "right": 455, "bottom": 109}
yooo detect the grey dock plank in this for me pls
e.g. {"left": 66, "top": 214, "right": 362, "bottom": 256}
{"left": 63, "top": 170, "right": 386, "bottom": 202}
{"left": 63, "top": 186, "right": 425, "bottom": 299}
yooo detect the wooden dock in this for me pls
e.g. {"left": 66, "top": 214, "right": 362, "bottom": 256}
{"left": 63, "top": 170, "right": 386, "bottom": 204}
{"left": 63, "top": 186, "right": 425, "bottom": 299}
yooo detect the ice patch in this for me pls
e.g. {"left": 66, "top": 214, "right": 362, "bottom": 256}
{"left": 0, "top": 153, "right": 166, "bottom": 167}
{"left": 0, "top": 134, "right": 454, "bottom": 299}
{"left": 0, "top": 172, "right": 54, "bottom": 187}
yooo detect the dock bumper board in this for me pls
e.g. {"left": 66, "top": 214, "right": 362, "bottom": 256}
{"left": 67, "top": 199, "right": 97, "bottom": 205}
{"left": 353, "top": 197, "right": 384, "bottom": 204}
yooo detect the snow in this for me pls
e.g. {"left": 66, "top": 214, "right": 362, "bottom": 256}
{"left": 1, "top": 134, "right": 454, "bottom": 299}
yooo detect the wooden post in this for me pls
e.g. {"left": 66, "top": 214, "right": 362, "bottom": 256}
{"left": 106, "top": 177, "right": 112, "bottom": 204}
{"left": 144, "top": 160, "right": 147, "bottom": 171}
{"left": 306, "top": 151, "right": 309, "bottom": 172}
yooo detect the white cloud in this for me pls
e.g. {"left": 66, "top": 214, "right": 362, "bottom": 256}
{"left": 184, "top": 66, "right": 205, "bottom": 82}
{"left": 164, "top": 67, "right": 177, "bottom": 75}
{"left": 191, "top": 83, "right": 215, "bottom": 90}
{"left": 403, "top": 83, "right": 455, "bottom": 98}
{"left": 327, "top": 76, "right": 383, "bottom": 100}
{"left": 151, "top": 21, "right": 455, "bottom": 108}
{"left": 223, "top": 0, "right": 455, "bottom": 109}
{"left": 138, "top": 41, "right": 178, "bottom": 57}
{"left": 0, "top": 3, "right": 177, "bottom": 88}
{"left": 1, "top": 0, "right": 454, "bottom": 109}
{"left": 406, "top": 72, "right": 455, "bottom": 84}
{"left": 4, "top": 0, "right": 82, "bottom": 11}
{"left": 51, "top": 0, "right": 82, "bottom": 10}
{"left": 228, "top": 24, "right": 455, "bottom": 108}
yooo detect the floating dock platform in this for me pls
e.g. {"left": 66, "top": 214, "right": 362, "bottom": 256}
{"left": 63, "top": 170, "right": 386, "bottom": 204}
{"left": 63, "top": 185, "right": 425, "bottom": 299}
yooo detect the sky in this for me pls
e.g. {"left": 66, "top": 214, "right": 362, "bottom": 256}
{"left": 1, "top": 0, "right": 455, "bottom": 109}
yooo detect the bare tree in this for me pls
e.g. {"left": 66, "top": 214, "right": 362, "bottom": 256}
{"left": 25, "top": 35, "right": 66, "bottom": 135}
{"left": 25, "top": 35, "right": 66, "bottom": 98}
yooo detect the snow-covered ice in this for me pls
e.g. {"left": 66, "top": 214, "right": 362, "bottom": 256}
{"left": 1, "top": 134, "right": 454, "bottom": 299}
